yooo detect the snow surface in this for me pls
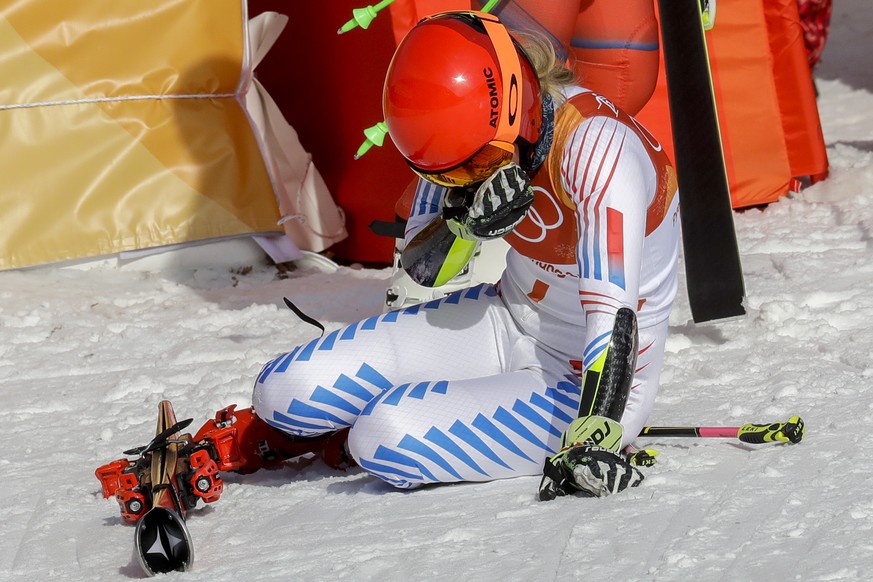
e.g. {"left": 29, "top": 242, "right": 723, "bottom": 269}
{"left": 3, "top": 16, "right": 873, "bottom": 582}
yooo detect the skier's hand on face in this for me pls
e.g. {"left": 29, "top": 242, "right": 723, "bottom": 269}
{"left": 443, "top": 162, "right": 534, "bottom": 241}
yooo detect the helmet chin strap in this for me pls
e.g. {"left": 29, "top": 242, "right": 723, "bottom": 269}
{"left": 524, "top": 92, "right": 555, "bottom": 175}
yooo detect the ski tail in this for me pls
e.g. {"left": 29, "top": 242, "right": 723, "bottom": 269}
{"left": 136, "top": 401, "right": 194, "bottom": 575}
{"left": 97, "top": 400, "right": 232, "bottom": 575}
{"left": 135, "top": 506, "right": 194, "bottom": 576}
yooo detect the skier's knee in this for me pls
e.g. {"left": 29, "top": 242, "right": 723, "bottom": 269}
{"left": 250, "top": 357, "right": 316, "bottom": 437}
{"left": 347, "top": 401, "right": 426, "bottom": 489}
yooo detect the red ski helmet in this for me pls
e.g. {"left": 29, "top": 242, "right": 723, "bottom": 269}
{"left": 383, "top": 11, "right": 543, "bottom": 187}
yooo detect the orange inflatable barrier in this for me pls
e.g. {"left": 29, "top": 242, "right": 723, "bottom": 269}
{"left": 636, "top": 0, "right": 828, "bottom": 208}
{"left": 569, "top": 0, "right": 660, "bottom": 117}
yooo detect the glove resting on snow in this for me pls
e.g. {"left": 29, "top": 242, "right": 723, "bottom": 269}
{"left": 443, "top": 162, "right": 534, "bottom": 241}
{"left": 539, "top": 444, "right": 645, "bottom": 501}
{"left": 538, "top": 416, "right": 645, "bottom": 501}
{"left": 566, "top": 445, "right": 644, "bottom": 496}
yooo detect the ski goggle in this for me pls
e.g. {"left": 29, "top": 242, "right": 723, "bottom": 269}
{"left": 410, "top": 141, "right": 515, "bottom": 187}
{"left": 411, "top": 11, "right": 523, "bottom": 188}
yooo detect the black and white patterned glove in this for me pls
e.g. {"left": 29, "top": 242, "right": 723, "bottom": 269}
{"left": 443, "top": 162, "right": 534, "bottom": 241}
{"left": 539, "top": 444, "right": 645, "bottom": 501}
{"left": 563, "top": 445, "right": 645, "bottom": 497}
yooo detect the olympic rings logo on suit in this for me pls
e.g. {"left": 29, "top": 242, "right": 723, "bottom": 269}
{"left": 513, "top": 186, "right": 564, "bottom": 243}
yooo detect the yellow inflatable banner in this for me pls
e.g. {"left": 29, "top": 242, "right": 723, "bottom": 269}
{"left": 0, "top": 1, "right": 344, "bottom": 269}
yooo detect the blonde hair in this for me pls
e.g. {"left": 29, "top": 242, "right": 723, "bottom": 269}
{"left": 516, "top": 32, "right": 577, "bottom": 106}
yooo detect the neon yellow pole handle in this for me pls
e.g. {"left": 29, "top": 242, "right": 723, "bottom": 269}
{"left": 737, "top": 416, "right": 805, "bottom": 444}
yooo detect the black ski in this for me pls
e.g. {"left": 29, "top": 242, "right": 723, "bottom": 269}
{"left": 656, "top": 0, "right": 746, "bottom": 322}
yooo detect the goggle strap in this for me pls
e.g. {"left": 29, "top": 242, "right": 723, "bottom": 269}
{"left": 477, "top": 12, "right": 523, "bottom": 145}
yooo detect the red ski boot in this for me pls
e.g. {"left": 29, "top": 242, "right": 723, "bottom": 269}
{"left": 190, "top": 405, "right": 337, "bottom": 474}
{"left": 320, "top": 427, "right": 355, "bottom": 470}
